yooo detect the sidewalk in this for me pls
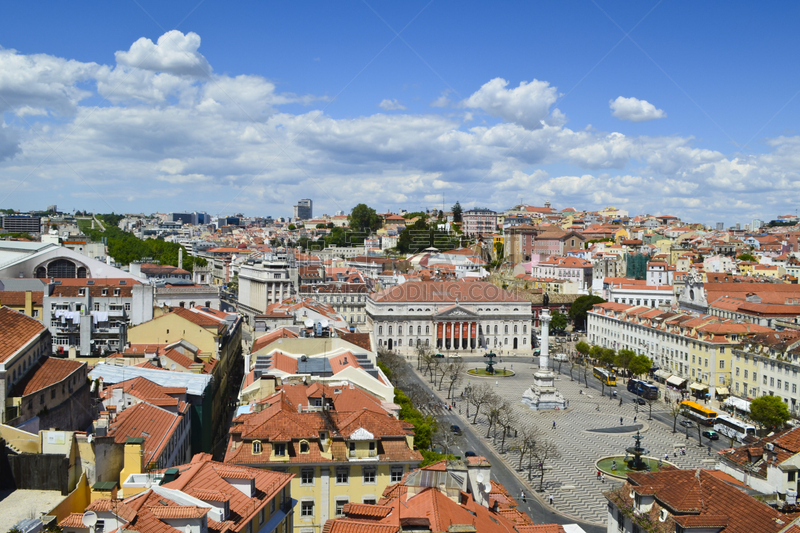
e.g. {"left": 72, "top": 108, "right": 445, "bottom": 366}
{"left": 408, "top": 359, "right": 719, "bottom": 525}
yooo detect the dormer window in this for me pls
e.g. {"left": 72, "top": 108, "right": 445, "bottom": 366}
{"left": 300, "top": 440, "right": 310, "bottom": 454}
{"left": 114, "top": 288, "right": 120, "bottom": 296}
{"left": 78, "top": 288, "right": 86, "bottom": 296}
{"left": 274, "top": 443, "right": 286, "bottom": 456}
{"left": 252, "top": 440, "right": 262, "bottom": 454}
{"left": 101, "top": 289, "right": 108, "bottom": 296}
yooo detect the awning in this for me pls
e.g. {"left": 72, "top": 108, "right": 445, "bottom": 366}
{"left": 724, "top": 396, "right": 751, "bottom": 413}
{"left": 689, "top": 382, "right": 709, "bottom": 392}
{"left": 715, "top": 387, "right": 730, "bottom": 396}
{"left": 654, "top": 369, "right": 672, "bottom": 380}
{"left": 666, "top": 375, "right": 687, "bottom": 387}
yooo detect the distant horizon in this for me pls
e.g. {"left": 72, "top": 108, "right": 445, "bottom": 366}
{"left": 1, "top": 3, "right": 800, "bottom": 223}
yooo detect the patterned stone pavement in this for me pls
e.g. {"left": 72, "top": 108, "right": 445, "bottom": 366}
{"left": 411, "top": 357, "right": 718, "bottom": 526}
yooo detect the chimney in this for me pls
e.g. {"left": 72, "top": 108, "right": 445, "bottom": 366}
{"left": 178, "top": 248, "right": 183, "bottom": 270}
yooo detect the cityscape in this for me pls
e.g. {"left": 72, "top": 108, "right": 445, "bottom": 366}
{"left": 3, "top": 3, "right": 800, "bottom": 533}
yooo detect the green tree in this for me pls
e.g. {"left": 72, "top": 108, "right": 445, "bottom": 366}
{"left": 316, "top": 223, "right": 326, "bottom": 228}
{"left": 575, "top": 341, "right": 591, "bottom": 356}
{"left": 568, "top": 295, "right": 606, "bottom": 330}
{"left": 549, "top": 311, "right": 568, "bottom": 332}
{"left": 589, "top": 344, "right": 604, "bottom": 362}
{"left": 615, "top": 349, "right": 636, "bottom": 372}
{"left": 348, "top": 204, "right": 382, "bottom": 233}
{"left": 737, "top": 253, "right": 757, "bottom": 262}
{"left": 629, "top": 354, "right": 653, "bottom": 378}
{"left": 600, "top": 348, "right": 616, "bottom": 367}
{"left": 451, "top": 201, "right": 463, "bottom": 223}
{"left": 750, "top": 395, "right": 791, "bottom": 430}
{"left": 326, "top": 222, "right": 334, "bottom": 229}
{"left": 288, "top": 224, "right": 296, "bottom": 231}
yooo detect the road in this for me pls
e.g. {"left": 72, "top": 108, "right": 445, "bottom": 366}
{"left": 403, "top": 362, "right": 604, "bottom": 533}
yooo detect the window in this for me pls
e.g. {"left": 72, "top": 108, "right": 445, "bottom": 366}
{"left": 335, "top": 499, "right": 348, "bottom": 517}
{"left": 363, "top": 467, "right": 376, "bottom": 484}
{"left": 301, "top": 468, "right": 314, "bottom": 485}
{"left": 300, "top": 441, "right": 310, "bottom": 453}
{"left": 124, "top": 303, "right": 131, "bottom": 311}
{"left": 252, "top": 441, "right": 262, "bottom": 454}
{"left": 378, "top": 326, "right": 383, "bottom": 335}
{"left": 363, "top": 497, "right": 377, "bottom": 505}
{"left": 94, "top": 302, "right": 100, "bottom": 311}
{"left": 260, "top": 506, "right": 265, "bottom": 524}
{"left": 504, "top": 325, "right": 509, "bottom": 334}
{"left": 301, "top": 501, "right": 314, "bottom": 517}
{"left": 391, "top": 466, "right": 403, "bottom": 483}
{"left": 336, "top": 467, "right": 349, "bottom": 484}
{"left": 51, "top": 389, "right": 56, "bottom": 399}
{"left": 719, "top": 360, "right": 724, "bottom": 369}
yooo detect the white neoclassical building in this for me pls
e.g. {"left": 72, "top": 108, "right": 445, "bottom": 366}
{"left": 366, "top": 281, "right": 532, "bottom": 352}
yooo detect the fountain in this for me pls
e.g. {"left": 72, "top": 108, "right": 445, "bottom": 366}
{"left": 626, "top": 431, "right": 650, "bottom": 471}
{"left": 484, "top": 350, "right": 497, "bottom": 375}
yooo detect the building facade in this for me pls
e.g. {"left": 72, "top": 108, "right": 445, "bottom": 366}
{"left": 367, "top": 281, "right": 532, "bottom": 352}
{"left": 462, "top": 208, "right": 497, "bottom": 237}
{"left": 294, "top": 198, "right": 313, "bottom": 220}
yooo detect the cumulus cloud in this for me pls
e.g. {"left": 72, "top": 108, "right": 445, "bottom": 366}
{"left": 462, "top": 78, "right": 560, "bottom": 130}
{"left": 115, "top": 30, "right": 211, "bottom": 77}
{"left": 378, "top": 99, "right": 406, "bottom": 111}
{"left": 431, "top": 90, "right": 451, "bottom": 108}
{"left": 4, "top": 33, "right": 800, "bottom": 224}
{"left": 610, "top": 96, "right": 666, "bottom": 122}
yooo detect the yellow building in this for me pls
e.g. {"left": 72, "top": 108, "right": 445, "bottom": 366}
{"left": 225, "top": 383, "right": 422, "bottom": 533}
{"left": 126, "top": 305, "right": 242, "bottom": 452}
{"left": 0, "top": 290, "right": 43, "bottom": 320}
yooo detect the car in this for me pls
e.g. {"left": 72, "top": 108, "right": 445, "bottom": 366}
{"left": 702, "top": 430, "right": 719, "bottom": 440}
{"left": 433, "top": 353, "right": 445, "bottom": 358}
{"left": 450, "top": 425, "right": 462, "bottom": 435}
{"left": 636, "top": 397, "right": 646, "bottom": 405}
{"left": 464, "top": 451, "right": 477, "bottom": 457}
{"left": 679, "top": 420, "right": 695, "bottom": 428}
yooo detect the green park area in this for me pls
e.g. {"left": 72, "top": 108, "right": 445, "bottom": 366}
{"left": 467, "top": 368, "right": 515, "bottom": 377}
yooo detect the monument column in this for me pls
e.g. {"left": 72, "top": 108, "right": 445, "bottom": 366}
{"left": 539, "top": 308, "right": 551, "bottom": 370}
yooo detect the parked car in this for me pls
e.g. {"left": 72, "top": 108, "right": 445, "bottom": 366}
{"left": 450, "top": 425, "right": 462, "bottom": 436}
{"left": 679, "top": 420, "right": 695, "bottom": 428}
{"left": 464, "top": 451, "right": 477, "bottom": 457}
{"left": 702, "top": 430, "right": 719, "bottom": 440}
{"left": 434, "top": 353, "right": 445, "bottom": 358}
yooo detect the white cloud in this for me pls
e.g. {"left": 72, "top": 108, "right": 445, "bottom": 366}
{"left": 610, "top": 96, "right": 666, "bottom": 122}
{"left": 462, "top": 78, "right": 560, "bottom": 130}
{"left": 431, "top": 90, "right": 451, "bottom": 108}
{"left": 378, "top": 99, "right": 406, "bottom": 111}
{"left": 115, "top": 30, "right": 211, "bottom": 77}
{"left": 4, "top": 33, "right": 800, "bottom": 224}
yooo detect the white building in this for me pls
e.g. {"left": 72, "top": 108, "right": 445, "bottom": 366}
{"left": 238, "top": 257, "right": 296, "bottom": 323}
{"left": 366, "top": 281, "right": 532, "bottom": 352}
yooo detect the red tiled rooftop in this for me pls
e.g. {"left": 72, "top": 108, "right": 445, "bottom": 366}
{"left": 0, "top": 306, "right": 47, "bottom": 363}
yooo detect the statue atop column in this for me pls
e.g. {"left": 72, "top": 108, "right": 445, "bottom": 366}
{"left": 522, "top": 307, "right": 567, "bottom": 411}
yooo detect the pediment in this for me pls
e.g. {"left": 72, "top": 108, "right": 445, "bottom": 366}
{"left": 434, "top": 304, "right": 479, "bottom": 319}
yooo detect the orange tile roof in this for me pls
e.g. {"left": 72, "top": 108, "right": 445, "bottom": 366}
{"left": 0, "top": 290, "right": 43, "bottom": 306}
{"left": 107, "top": 401, "right": 188, "bottom": 466}
{"left": 10, "top": 357, "right": 84, "bottom": 397}
{"left": 251, "top": 328, "right": 299, "bottom": 353}
{"left": 0, "top": 306, "right": 47, "bottom": 363}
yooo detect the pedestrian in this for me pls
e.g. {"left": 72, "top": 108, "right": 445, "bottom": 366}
{"left": 596, "top": 470, "right": 601, "bottom": 480}
{"left": 634, "top": 415, "right": 637, "bottom": 423}
{"left": 620, "top": 416, "right": 624, "bottom": 425}
{"left": 619, "top": 398, "right": 623, "bottom": 406}
{"left": 549, "top": 494, "right": 554, "bottom": 505}
{"left": 521, "top": 490, "right": 527, "bottom": 503}
{"left": 601, "top": 473, "right": 606, "bottom": 483}
{"left": 579, "top": 389, "right": 583, "bottom": 395}
{"left": 552, "top": 421, "right": 556, "bottom": 430}
{"left": 664, "top": 453, "right": 669, "bottom": 461}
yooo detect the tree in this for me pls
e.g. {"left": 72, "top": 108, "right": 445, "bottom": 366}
{"left": 496, "top": 402, "right": 516, "bottom": 454}
{"left": 600, "top": 348, "right": 616, "bottom": 367}
{"left": 737, "top": 253, "right": 757, "bottom": 262}
{"left": 348, "top": 204, "right": 382, "bottom": 234}
{"left": 582, "top": 360, "right": 592, "bottom": 387}
{"left": 288, "top": 224, "right": 296, "bottom": 231}
{"left": 750, "top": 395, "right": 792, "bottom": 430}
{"left": 532, "top": 439, "right": 561, "bottom": 492}
{"left": 568, "top": 295, "right": 606, "bottom": 330}
{"left": 575, "top": 341, "right": 590, "bottom": 358}
{"left": 549, "top": 311, "right": 568, "bottom": 332}
{"left": 615, "top": 349, "right": 636, "bottom": 374}
{"left": 377, "top": 350, "right": 408, "bottom": 384}
{"left": 467, "top": 383, "right": 494, "bottom": 424}
{"left": 445, "top": 359, "right": 465, "bottom": 399}
{"left": 567, "top": 351, "right": 580, "bottom": 381}
{"left": 513, "top": 425, "right": 538, "bottom": 471}
{"left": 486, "top": 393, "right": 503, "bottom": 438}
{"left": 645, "top": 396, "right": 658, "bottom": 420}
{"left": 451, "top": 201, "right": 463, "bottom": 223}
{"left": 669, "top": 401, "right": 682, "bottom": 433}
{"left": 629, "top": 354, "right": 653, "bottom": 378}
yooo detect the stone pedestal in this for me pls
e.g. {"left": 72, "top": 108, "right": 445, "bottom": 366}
{"left": 522, "top": 309, "right": 567, "bottom": 410}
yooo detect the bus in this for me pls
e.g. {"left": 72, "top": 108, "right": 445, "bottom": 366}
{"left": 593, "top": 367, "right": 617, "bottom": 386}
{"left": 680, "top": 400, "right": 718, "bottom": 426}
{"left": 714, "top": 414, "right": 756, "bottom": 442}
{"left": 627, "top": 379, "right": 659, "bottom": 400}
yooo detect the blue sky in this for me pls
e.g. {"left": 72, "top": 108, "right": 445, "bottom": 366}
{"left": 1, "top": 1, "right": 800, "bottom": 224}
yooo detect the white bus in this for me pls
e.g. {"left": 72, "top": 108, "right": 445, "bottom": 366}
{"left": 714, "top": 414, "right": 756, "bottom": 442}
